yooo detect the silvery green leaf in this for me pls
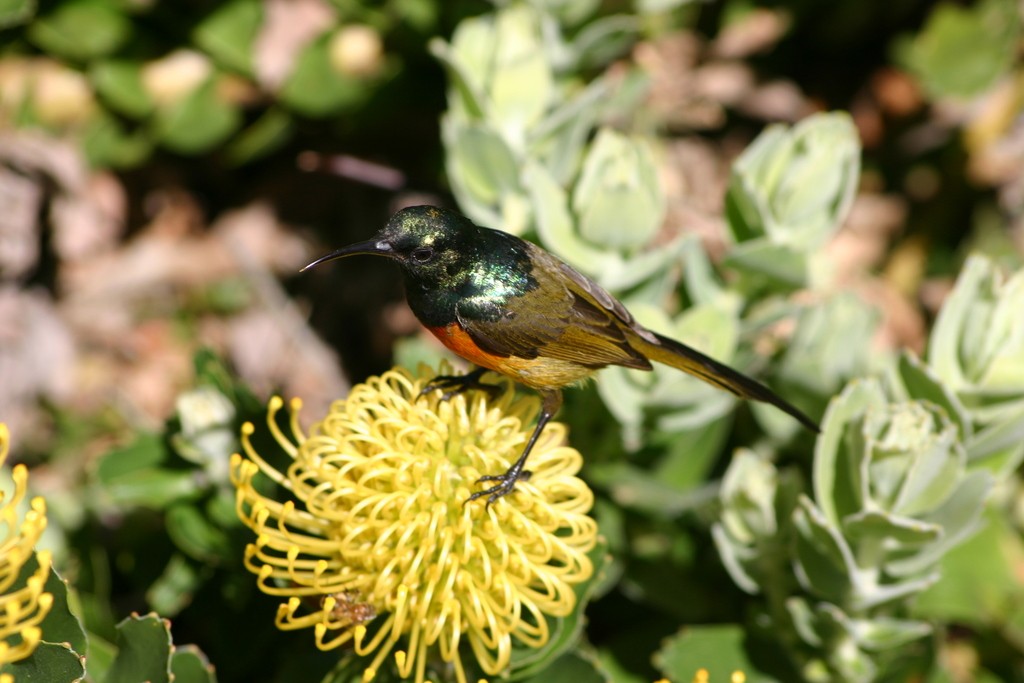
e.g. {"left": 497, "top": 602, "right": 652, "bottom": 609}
{"left": 726, "top": 112, "right": 860, "bottom": 252}
{"left": 892, "top": 351, "right": 971, "bottom": 438}
{"left": 445, "top": 121, "right": 521, "bottom": 207}
{"left": 680, "top": 235, "right": 727, "bottom": 306}
{"left": 847, "top": 616, "right": 932, "bottom": 651}
{"left": 814, "top": 379, "right": 887, "bottom": 527}
{"left": 525, "top": 159, "right": 607, "bottom": 265}
{"left": 566, "top": 14, "right": 639, "bottom": 70}
{"left": 886, "top": 469, "right": 993, "bottom": 577}
{"left": 527, "top": 77, "right": 608, "bottom": 184}
{"left": 722, "top": 239, "right": 809, "bottom": 288}
{"left": 572, "top": 128, "right": 665, "bottom": 250}
{"left": 785, "top": 597, "right": 823, "bottom": 646}
{"left": 857, "top": 401, "right": 962, "bottom": 517}
{"left": 432, "top": 18, "right": 494, "bottom": 120}
{"left": 929, "top": 255, "right": 1024, "bottom": 423}
{"left": 964, "top": 407, "right": 1024, "bottom": 474}
{"left": 524, "top": 161, "right": 683, "bottom": 289}
{"left": 842, "top": 510, "right": 941, "bottom": 547}
{"left": 711, "top": 523, "right": 762, "bottom": 594}
{"left": 792, "top": 496, "right": 857, "bottom": 602}
{"left": 719, "top": 449, "right": 779, "bottom": 542}
{"left": 489, "top": 5, "right": 554, "bottom": 148}
{"left": 811, "top": 604, "right": 878, "bottom": 683}
{"left": 852, "top": 571, "right": 941, "bottom": 611}
{"left": 779, "top": 293, "right": 880, "bottom": 398}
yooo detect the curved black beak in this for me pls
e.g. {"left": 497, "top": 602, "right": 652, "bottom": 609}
{"left": 300, "top": 239, "right": 394, "bottom": 272}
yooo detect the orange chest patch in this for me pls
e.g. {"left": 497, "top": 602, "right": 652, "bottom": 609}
{"left": 424, "top": 323, "right": 597, "bottom": 389}
{"left": 426, "top": 324, "right": 505, "bottom": 370}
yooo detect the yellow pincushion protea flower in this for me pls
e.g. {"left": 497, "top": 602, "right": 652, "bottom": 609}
{"left": 230, "top": 365, "right": 597, "bottom": 683}
{"left": 0, "top": 423, "right": 53, "bottom": 679}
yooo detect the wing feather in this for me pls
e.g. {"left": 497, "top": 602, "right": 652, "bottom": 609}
{"left": 455, "top": 246, "right": 651, "bottom": 370}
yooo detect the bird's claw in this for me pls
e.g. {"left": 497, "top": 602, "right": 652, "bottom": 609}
{"left": 465, "top": 469, "right": 532, "bottom": 509}
{"left": 418, "top": 370, "right": 502, "bottom": 402}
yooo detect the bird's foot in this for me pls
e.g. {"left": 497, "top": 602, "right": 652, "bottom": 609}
{"left": 466, "top": 468, "right": 532, "bottom": 508}
{"left": 418, "top": 369, "right": 503, "bottom": 402}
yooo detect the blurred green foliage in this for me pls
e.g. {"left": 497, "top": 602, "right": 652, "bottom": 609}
{"left": 4, "top": 0, "right": 1024, "bottom": 682}
{"left": 0, "top": 0, "right": 433, "bottom": 166}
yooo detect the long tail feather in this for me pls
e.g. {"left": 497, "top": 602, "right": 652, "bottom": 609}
{"left": 635, "top": 331, "right": 820, "bottom": 433}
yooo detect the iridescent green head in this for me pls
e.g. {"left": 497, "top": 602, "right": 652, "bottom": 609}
{"left": 301, "top": 205, "right": 480, "bottom": 285}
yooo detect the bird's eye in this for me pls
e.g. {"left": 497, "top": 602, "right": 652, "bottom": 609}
{"left": 410, "top": 247, "right": 434, "bottom": 263}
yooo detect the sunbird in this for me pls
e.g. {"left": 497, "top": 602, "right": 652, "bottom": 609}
{"left": 303, "top": 206, "right": 818, "bottom": 505}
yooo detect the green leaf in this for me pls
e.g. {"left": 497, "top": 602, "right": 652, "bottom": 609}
{"left": 85, "top": 633, "right": 116, "bottom": 682}
{"left": 224, "top": 106, "right": 293, "bottom": 166}
{"left": 572, "top": 129, "right": 665, "bottom": 250}
{"left": 27, "top": 0, "right": 130, "bottom": 61}
{"left": 655, "top": 624, "right": 782, "bottom": 683}
{"left": 0, "top": 0, "right": 35, "bottom": 28}
{"left": 101, "top": 469, "right": 204, "bottom": 509}
{"left": 725, "top": 112, "right": 860, "bottom": 252}
{"left": 105, "top": 614, "right": 172, "bottom": 683}
{"left": 792, "top": 495, "right": 856, "bottom": 602}
{"left": 165, "top": 503, "right": 231, "bottom": 562}
{"left": 893, "top": 351, "right": 971, "bottom": 438}
{"left": 192, "top": 0, "right": 262, "bottom": 75}
{"left": 517, "top": 651, "right": 609, "bottom": 683}
{"left": 147, "top": 554, "right": 201, "bottom": 616}
{"left": 280, "top": 34, "right": 368, "bottom": 117}
{"left": 90, "top": 61, "right": 155, "bottom": 118}
{"left": 508, "top": 538, "right": 610, "bottom": 679}
{"left": 779, "top": 294, "right": 880, "bottom": 398}
{"left": 446, "top": 122, "right": 522, "bottom": 208}
{"left": 895, "top": 0, "right": 1019, "bottom": 99}
{"left": 722, "top": 240, "right": 808, "bottom": 289}
{"left": 842, "top": 510, "right": 941, "bottom": 547}
{"left": 813, "top": 379, "right": 887, "bottom": 526}
{"left": 0, "top": 641, "right": 85, "bottom": 682}
{"left": 40, "top": 566, "right": 88, "bottom": 655}
{"left": 81, "top": 113, "right": 154, "bottom": 168}
{"left": 96, "top": 432, "right": 169, "bottom": 481}
{"left": 153, "top": 77, "right": 242, "bottom": 154}
{"left": 170, "top": 645, "right": 217, "bottom": 683}
{"left": 487, "top": 5, "right": 553, "bottom": 144}
{"left": 886, "top": 470, "right": 993, "bottom": 577}
{"left": 913, "top": 508, "right": 1024, "bottom": 623}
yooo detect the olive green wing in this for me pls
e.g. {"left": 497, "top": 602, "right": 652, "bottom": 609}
{"left": 455, "top": 247, "right": 652, "bottom": 371}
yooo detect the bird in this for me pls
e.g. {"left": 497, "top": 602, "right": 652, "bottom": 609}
{"left": 302, "top": 205, "right": 818, "bottom": 506}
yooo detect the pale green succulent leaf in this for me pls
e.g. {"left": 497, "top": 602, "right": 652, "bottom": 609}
{"left": 726, "top": 112, "right": 860, "bottom": 251}
{"left": 573, "top": 129, "right": 665, "bottom": 250}
{"left": 893, "top": 351, "right": 971, "bottom": 438}
{"left": 842, "top": 509, "right": 942, "bottom": 546}
{"left": 525, "top": 160, "right": 608, "bottom": 266}
{"left": 894, "top": 0, "right": 1019, "bottom": 100}
{"left": 680, "top": 235, "right": 727, "bottom": 306}
{"left": 566, "top": 14, "right": 640, "bottom": 70}
{"left": 711, "top": 523, "right": 762, "bottom": 595}
{"left": 488, "top": 5, "right": 554, "bottom": 148}
{"left": 814, "top": 379, "right": 887, "bottom": 527}
{"left": 886, "top": 470, "right": 993, "bottom": 577}
{"left": 528, "top": 77, "right": 609, "bottom": 184}
{"left": 929, "top": 254, "right": 993, "bottom": 390}
{"left": 722, "top": 239, "right": 808, "bottom": 288}
{"left": 792, "top": 495, "right": 857, "bottom": 602}
{"left": 964, "top": 407, "right": 1024, "bottom": 474}
{"left": 429, "top": 36, "right": 487, "bottom": 120}
{"left": 780, "top": 293, "right": 880, "bottom": 397}
{"left": 847, "top": 617, "right": 932, "bottom": 651}
{"left": 785, "top": 597, "right": 822, "bottom": 647}
{"left": 447, "top": 122, "right": 521, "bottom": 207}
{"left": 719, "top": 449, "right": 779, "bottom": 543}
